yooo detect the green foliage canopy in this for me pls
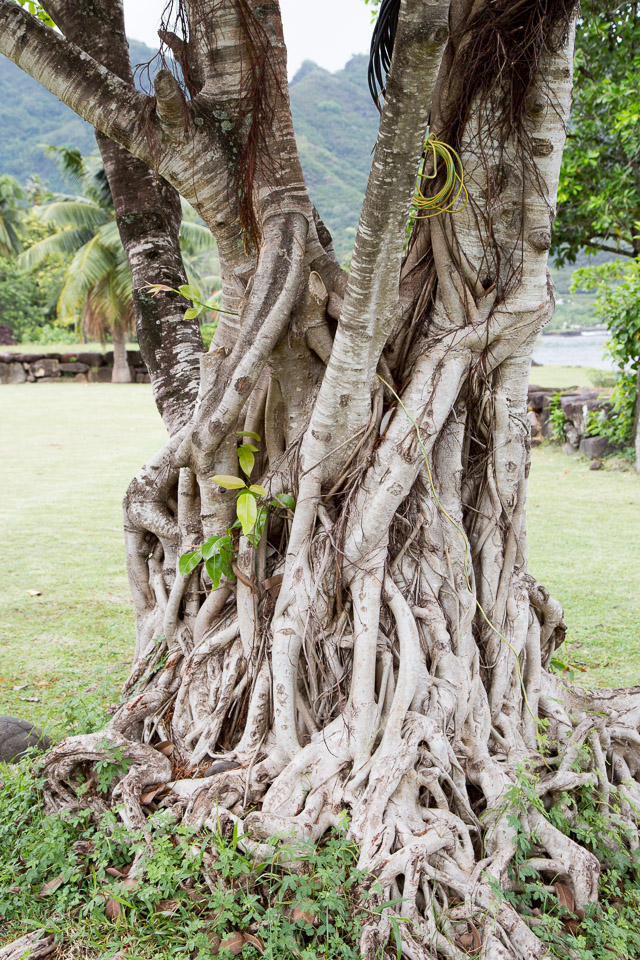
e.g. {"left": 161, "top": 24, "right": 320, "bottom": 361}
{"left": 553, "top": 0, "right": 640, "bottom": 266}
{"left": 572, "top": 258, "right": 640, "bottom": 445}
{"left": 18, "top": 147, "right": 218, "bottom": 342}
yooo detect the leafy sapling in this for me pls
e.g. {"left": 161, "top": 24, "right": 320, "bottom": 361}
{"left": 144, "top": 282, "right": 238, "bottom": 322}
{"left": 178, "top": 433, "right": 295, "bottom": 588}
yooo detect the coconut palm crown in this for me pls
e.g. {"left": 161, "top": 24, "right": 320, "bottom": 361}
{"left": 19, "top": 147, "right": 219, "bottom": 379}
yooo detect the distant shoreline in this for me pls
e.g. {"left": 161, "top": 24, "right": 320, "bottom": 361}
{"left": 541, "top": 326, "right": 607, "bottom": 337}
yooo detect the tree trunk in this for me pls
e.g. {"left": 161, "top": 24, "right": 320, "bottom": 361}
{"left": 40, "top": 0, "right": 203, "bottom": 432}
{"left": 2, "top": 2, "right": 640, "bottom": 957}
{"left": 110, "top": 323, "right": 132, "bottom": 383}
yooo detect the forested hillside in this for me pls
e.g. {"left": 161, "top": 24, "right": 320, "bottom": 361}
{"left": 289, "top": 55, "right": 378, "bottom": 260}
{"left": 0, "top": 42, "right": 599, "bottom": 321}
{"left": 0, "top": 40, "right": 156, "bottom": 193}
{"left": 1, "top": 43, "right": 378, "bottom": 259}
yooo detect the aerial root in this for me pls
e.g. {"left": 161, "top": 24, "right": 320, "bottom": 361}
{"left": 42, "top": 730, "right": 172, "bottom": 831}
{"left": 0, "top": 933, "right": 56, "bottom": 960}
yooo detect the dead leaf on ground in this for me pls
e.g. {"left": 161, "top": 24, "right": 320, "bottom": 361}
{"left": 555, "top": 881, "right": 575, "bottom": 914}
{"left": 155, "top": 899, "right": 180, "bottom": 915}
{"left": 291, "top": 905, "right": 318, "bottom": 926}
{"left": 37, "top": 876, "right": 64, "bottom": 897}
{"left": 243, "top": 933, "right": 265, "bottom": 954}
{"left": 262, "top": 574, "right": 284, "bottom": 598}
{"left": 455, "top": 920, "right": 481, "bottom": 954}
{"left": 105, "top": 897, "right": 122, "bottom": 920}
{"left": 216, "top": 933, "right": 245, "bottom": 956}
{"left": 141, "top": 783, "right": 167, "bottom": 804}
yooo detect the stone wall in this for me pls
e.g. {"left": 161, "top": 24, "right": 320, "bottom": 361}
{"left": 0, "top": 350, "right": 150, "bottom": 384}
{"left": 528, "top": 383, "right": 616, "bottom": 460}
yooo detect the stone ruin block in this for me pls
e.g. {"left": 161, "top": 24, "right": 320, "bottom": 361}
{"left": 59, "top": 362, "right": 90, "bottom": 374}
{"left": 0, "top": 361, "right": 27, "bottom": 384}
{"left": 29, "top": 358, "right": 60, "bottom": 378}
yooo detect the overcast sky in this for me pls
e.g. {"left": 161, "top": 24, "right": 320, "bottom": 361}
{"left": 122, "top": 0, "right": 374, "bottom": 77}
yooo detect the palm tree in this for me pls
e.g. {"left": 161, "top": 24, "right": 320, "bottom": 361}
{"left": 19, "top": 148, "right": 217, "bottom": 382}
{"left": 0, "top": 174, "right": 25, "bottom": 257}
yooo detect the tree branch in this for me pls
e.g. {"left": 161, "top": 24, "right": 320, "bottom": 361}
{"left": 0, "top": 1, "right": 158, "bottom": 165}
{"left": 36, "top": 0, "right": 203, "bottom": 434}
{"left": 298, "top": 0, "right": 450, "bottom": 483}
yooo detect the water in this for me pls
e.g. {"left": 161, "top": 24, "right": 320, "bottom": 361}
{"left": 533, "top": 330, "right": 614, "bottom": 369}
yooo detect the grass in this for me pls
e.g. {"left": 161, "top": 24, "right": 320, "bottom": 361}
{"left": 0, "top": 384, "right": 167, "bottom": 737}
{"left": 530, "top": 364, "right": 600, "bottom": 389}
{"left": 0, "top": 379, "right": 638, "bottom": 739}
{"left": 527, "top": 445, "right": 640, "bottom": 687}
{"left": 1, "top": 342, "right": 115, "bottom": 355}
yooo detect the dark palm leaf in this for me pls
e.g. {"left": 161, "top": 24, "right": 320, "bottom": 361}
{"left": 368, "top": 0, "right": 401, "bottom": 110}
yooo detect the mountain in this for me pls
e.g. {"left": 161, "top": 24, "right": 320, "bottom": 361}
{"left": 0, "top": 39, "right": 159, "bottom": 193}
{"left": 0, "top": 43, "right": 378, "bottom": 257}
{"left": 289, "top": 56, "right": 378, "bottom": 260}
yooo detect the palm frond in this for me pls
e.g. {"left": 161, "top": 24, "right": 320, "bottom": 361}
{"left": 58, "top": 234, "right": 118, "bottom": 320}
{"left": 18, "top": 227, "right": 95, "bottom": 272}
{"left": 179, "top": 219, "right": 217, "bottom": 254}
{"left": 43, "top": 145, "right": 86, "bottom": 187}
{"left": 0, "top": 174, "right": 25, "bottom": 256}
{"left": 35, "top": 199, "right": 108, "bottom": 232}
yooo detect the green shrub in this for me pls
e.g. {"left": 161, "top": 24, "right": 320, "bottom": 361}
{"left": 548, "top": 392, "right": 567, "bottom": 442}
{"left": 586, "top": 368, "right": 617, "bottom": 389}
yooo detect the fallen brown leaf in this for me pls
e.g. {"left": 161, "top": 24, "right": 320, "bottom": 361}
{"left": 217, "top": 933, "right": 245, "bottom": 956}
{"left": 155, "top": 899, "right": 180, "bottom": 915}
{"left": 141, "top": 783, "right": 167, "bottom": 804}
{"left": 555, "top": 881, "right": 575, "bottom": 914}
{"left": 155, "top": 741, "right": 174, "bottom": 757}
{"left": 105, "top": 897, "right": 121, "bottom": 920}
{"left": 243, "top": 933, "right": 265, "bottom": 954}
{"left": 455, "top": 920, "right": 481, "bottom": 954}
{"left": 37, "top": 875, "right": 64, "bottom": 897}
{"left": 291, "top": 905, "right": 317, "bottom": 926}
{"left": 262, "top": 574, "right": 284, "bottom": 598}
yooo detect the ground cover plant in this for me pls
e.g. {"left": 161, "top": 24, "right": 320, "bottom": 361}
{"left": 1, "top": 0, "right": 640, "bottom": 957}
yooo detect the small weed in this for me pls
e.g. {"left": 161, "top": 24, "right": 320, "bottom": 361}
{"left": 499, "top": 769, "right": 640, "bottom": 960}
{"left": 0, "top": 761, "right": 368, "bottom": 960}
{"left": 548, "top": 392, "right": 567, "bottom": 442}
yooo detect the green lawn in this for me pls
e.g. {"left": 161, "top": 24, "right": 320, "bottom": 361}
{"left": 0, "top": 384, "right": 167, "bottom": 737}
{"left": 0, "top": 381, "right": 638, "bottom": 740}
{"left": 527, "top": 446, "right": 640, "bottom": 687}
{"left": 530, "top": 364, "right": 601, "bottom": 389}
